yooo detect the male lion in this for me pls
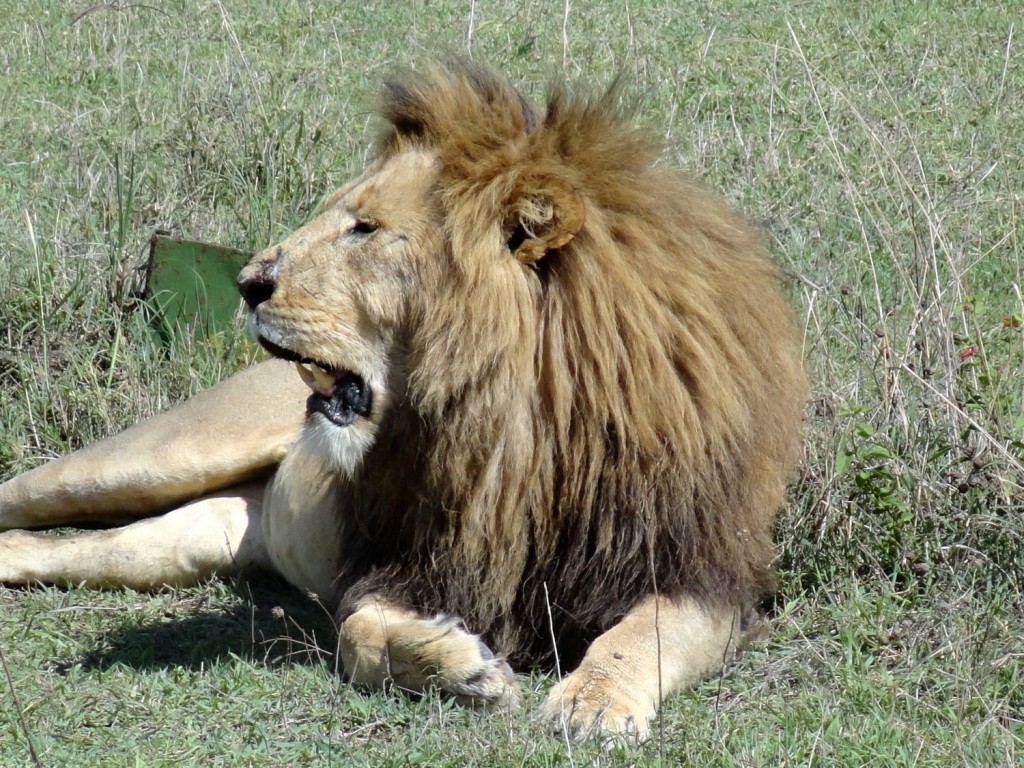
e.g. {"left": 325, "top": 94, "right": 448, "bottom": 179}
{"left": 0, "top": 63, "right": 806, "bottom": 739}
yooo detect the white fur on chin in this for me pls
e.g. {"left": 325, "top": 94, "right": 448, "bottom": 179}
{"left": 301, "top": 413, "right": 378, "bottom": 479}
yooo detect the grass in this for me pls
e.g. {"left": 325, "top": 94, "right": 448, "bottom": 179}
{"left": 1, "top": 0, "right": 1022, "bottom": 765}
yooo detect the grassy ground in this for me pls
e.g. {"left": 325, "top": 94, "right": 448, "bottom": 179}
{"left": 1, "top": 1, "right": 1021, "bottom": 765}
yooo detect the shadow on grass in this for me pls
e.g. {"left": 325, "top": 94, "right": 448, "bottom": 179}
{"left": 56, "top": 574, "right": 337, "bottom": 674}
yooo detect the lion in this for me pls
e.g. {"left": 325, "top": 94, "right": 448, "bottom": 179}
{"left": 0, "top": 62, "right": 807, "bottom": 739}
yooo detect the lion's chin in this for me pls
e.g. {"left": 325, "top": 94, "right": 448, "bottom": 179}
{"left": 296, "top": 411, "right": 378, "bottom": 478}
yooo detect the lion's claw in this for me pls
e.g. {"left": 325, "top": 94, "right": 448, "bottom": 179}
{"left": 540, "top": 670, "right": 654, "bottom": 742}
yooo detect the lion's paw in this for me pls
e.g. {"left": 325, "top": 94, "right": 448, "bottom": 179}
{"left": 539, "top": 668, "right": 655, "bottom": 742}
{"left": 388, "top": 614, "right": 521, "bottom": 710}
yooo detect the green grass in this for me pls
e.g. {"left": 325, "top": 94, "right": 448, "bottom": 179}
{"left": 1, "top": 0, "right": 1022, "bottom": 765}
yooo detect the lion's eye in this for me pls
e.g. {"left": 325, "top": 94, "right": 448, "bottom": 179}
{"left": 351, "top": 219, "right": 379, "bottom": 236}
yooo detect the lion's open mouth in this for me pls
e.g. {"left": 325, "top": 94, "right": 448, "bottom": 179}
{"left": 257, "top": 336, "right": 372, "bottom": 426}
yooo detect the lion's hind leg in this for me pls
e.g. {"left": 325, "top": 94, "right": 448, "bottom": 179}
{"left": 339, "top": 597, "right": 521, "bottom": 709}
{"left": 0, "top": 481, "right": 270, "bottom": 590}
{"left": 540, "top": 595, "right": 741, "bottom": 742}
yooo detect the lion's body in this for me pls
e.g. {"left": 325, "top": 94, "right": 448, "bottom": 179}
{"left": 0, "top": 63, "right": 806, "bottom": 739}
{"left": 322, "top": 71, "right": 806, "bottom": 668}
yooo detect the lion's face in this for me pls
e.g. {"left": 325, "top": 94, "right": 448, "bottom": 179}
{"left": 238, "top": 147, "right": 442, "bottom": 467}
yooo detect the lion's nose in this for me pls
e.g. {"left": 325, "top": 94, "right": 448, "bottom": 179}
{"left": 238, "top": 257, "right": 279, "bottom": 309}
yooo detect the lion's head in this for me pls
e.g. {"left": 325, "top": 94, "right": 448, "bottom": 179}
{"left": 238, "top": 62, "right": 807, "bottom": 666}
{"left": 238, "top": 144, "right": 442, "bottom": 472}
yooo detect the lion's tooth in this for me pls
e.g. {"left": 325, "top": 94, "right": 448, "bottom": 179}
{"left": 311, "top": 364, "right": 337, "bottom": 394}
{"left": 295, "top": 362, "right": 316, "bottom": 389}
{"left": 293, "top": 361, "right": 336, "bottom": 395}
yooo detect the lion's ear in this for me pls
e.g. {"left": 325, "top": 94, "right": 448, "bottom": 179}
{"left": 504, "top": 174, "right": 584, "bottom": 265}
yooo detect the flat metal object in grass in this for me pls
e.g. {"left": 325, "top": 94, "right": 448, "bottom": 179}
{"left": 143, "top": 232, "right": 251, "bottom": 342}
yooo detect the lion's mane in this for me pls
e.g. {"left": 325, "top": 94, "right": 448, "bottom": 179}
{"left": 332, "top": 63, "right": 807, "bottom": 667}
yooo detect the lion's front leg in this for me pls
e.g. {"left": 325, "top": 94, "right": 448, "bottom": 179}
{"left": 338, "top": 597, "right": 520, "bottom": 709}
{"left": 0, "top": 481, "right": 270, "bottom": 590}
{"left": 540, "top": 595, "right": 741, "bottom": 741}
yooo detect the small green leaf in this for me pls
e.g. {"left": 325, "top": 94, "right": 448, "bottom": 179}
{"left": 835, "top": 450, "right": 852, "bottom": 475}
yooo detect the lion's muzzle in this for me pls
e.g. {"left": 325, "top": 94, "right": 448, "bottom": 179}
{"left": 237, "top": 254, "right": 374, "bottom": 427}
